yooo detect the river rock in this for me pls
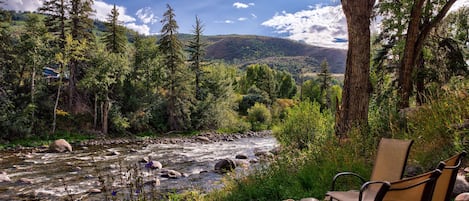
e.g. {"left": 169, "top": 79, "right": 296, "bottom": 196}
{"left": 146, "top": 161, "right": 163, "bottom": 170}
{"left": 235, "top": 154, "right": 248, "bottom": 159}
{"left": 17, "top": 178, "right": 34, "bottom": 185}
{"left": 456, "top": 193, "right": 469, "bottom": 201}
{"left": 49, "top": 139, "right": 73, "bottom": 153}
{"left": 107, "top": 151, "right": 120, "bottom": 156}
{"left": 88, "top": 188, "right": 102, "bottom": 193}
{"left": 0, "top": 171, "right": 11, "bottom": 183}
{"left": 196, "top": 136, "right": 211, "bottom": 142}
{"left": 454, "top": 174, "right": 469, "bottom": 196}
{"left": 214, "top": 159, "right": 236, "bottom": 173}
{"left": 161, "top": 170, "right": 182, "bottom": 179}
{"left": 139, "top": 156, "right": 150, "bottom": 163}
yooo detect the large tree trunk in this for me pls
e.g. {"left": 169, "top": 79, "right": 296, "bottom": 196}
{"left": 398, "top": 0, "right": 457, "bottom": 109}
{"left": 335, "top": 0, "right": 375, "bottom": 137}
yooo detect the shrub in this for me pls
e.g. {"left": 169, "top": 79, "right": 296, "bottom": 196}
{"left": 247, "top": 103, "right": 272, "bottom": 131}
{"left": 274, "top": 100, "right": 334, "bottom": 149}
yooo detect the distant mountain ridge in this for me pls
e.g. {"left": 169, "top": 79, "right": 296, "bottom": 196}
{"left": 198, "top": 35, "right": 347, "bottom": 74}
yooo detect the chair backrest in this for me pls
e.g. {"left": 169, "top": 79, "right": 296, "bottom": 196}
{"left": 370, "top": 138, "right": 413, "bottom": 182}
{"left": 382, "top": 166, "right": 443, "bottom": 201}
{"left": 432, "top": 151, "right": 467, "bottom": 201}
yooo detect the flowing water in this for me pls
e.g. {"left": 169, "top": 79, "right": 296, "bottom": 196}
{"left": 0, "top": 135, "right": 277, "bottom": 200}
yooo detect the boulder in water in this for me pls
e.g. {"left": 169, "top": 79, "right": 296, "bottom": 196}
{"left": 49, "top": 139, "right": 72, "bottom": 153}
{"left": 145, "top": 161, "right": 163, "bottom": 170}
{"left": 214, "top": 159, "right": 236, "bottom": 173}
{"left": 235, "top": 154, "right": 248, "bottom": 159}
{"left": 161, "top": 169, "right": 182, "bottom": 179}
{"left": 0, "top": 171, "right": 11, "bottom": 183}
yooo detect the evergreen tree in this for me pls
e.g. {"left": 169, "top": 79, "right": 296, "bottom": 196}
{"left": 68, "top": 0, "right": 94, "bottom": 113}
{"left": 103, "top": 4, "right": 127, "bottom": 54}
{"left": 318, "top": 59, "right": 332, "bottom": 109}
{"left": 70, "top": 0, "right": 94, "bottom": 41}
{"left": 187, "top": 16, "right": 207, "bottom": 100}
{"left": 159, "top": 4, "right": 193, "bottom": 131}
{"left": 39, "top": 0, "right": 69, "bottom": 49}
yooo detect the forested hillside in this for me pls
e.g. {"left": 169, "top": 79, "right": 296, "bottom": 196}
{"left": 202, "top": 35, "right": 347, "bottom": 74}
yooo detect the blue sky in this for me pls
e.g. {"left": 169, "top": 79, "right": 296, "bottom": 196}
{"left": 2, "top": 0, "right": 469, "bottom": 49}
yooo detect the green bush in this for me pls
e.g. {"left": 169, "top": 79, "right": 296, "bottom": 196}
{"left": 247, "top": 103, "right": 272, "bottom": 131}
{"left": 274, "top": 100, "right": 334, "bottom": 149}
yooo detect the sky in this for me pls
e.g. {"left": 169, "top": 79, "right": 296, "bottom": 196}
{"left": 2, "top": 0, "right": 469, "bottom": 49}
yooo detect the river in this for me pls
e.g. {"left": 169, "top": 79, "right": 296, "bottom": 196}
{"left": 0, "top": 134, "right": 277, "bottom": 200}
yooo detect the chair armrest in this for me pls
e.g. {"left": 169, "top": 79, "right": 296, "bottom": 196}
{"left": 359, "top": 181, "right": 390, "bottom": 201}
{"left": 331, "top": 172, "right": 367, "bottom": 191}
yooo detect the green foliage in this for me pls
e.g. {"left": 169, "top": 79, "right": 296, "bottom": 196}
{"left": 103, "top": 4, "right": 127, "bottom": 53}
{"left": 238, "top": 86, "right": 270, "bottom": 115}
{"left": 401, "top": 77, "right": 469, "bottom": 170}
{"left": 247, "top": 103, "right": 272, "bottom": 131}
{"left": 274, "top": 100, "right": 334, "bottom": 149}
{"left": 109, "top": 104, "right": 130, "bottom": 135}
{"left": 192, "top": 64, "right": 238, "bottom": 130}
{"left": 276, "top": 70, "right": 297, "bottom": 99}
{"left": 301, "top": 79, "right": 321, "bottom": 102}
{"left": 160, "top": 4, "right": 193, "bottom": 131}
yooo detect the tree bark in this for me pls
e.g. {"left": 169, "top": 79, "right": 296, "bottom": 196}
{"left": 335, "top": 0, "right": 375, "bottom": 137}
{"left": 102, "top": 96, "right": 109, "bottom": 135}
{"left": 398, "top": 0, "right": 457, "bottom": 109}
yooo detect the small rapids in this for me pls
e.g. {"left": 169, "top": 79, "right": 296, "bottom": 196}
{"left": 0, "top": 135, "right": 277, "bottom": 200}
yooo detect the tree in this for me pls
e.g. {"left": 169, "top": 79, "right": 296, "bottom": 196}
{"left": 397, "top": 0, "right": 457, "bottom": 108}
{"left": 80, "top": 48, "right": 130, "bottom": 134}
{"left": 159, "top": 4, "right": 193, "bottom": 131}
{"left": 318, "top": 59, "right": 332, "bottom": 109}
{"left": 21, "top": 14, "right": 50, "bottom": 134}
{"left": 68, "top": 0, "right": 95, "bottom": 113}
{"left": 39, "top": 0, "right": 69, "bottom": 49}
{"left": 276, "top": 71, "right": 297, "bottom": 99}
{"left": 335, "top": 0, "right": 375, "bottom": 137}
{"left": 187, "top": 16, "right": 207, "bottom": 101}
{"left": 103, "top": 4, "right": 127, "bottom": 54}
{"left": 53, "top": 34, "right": 87, "bottom": 133}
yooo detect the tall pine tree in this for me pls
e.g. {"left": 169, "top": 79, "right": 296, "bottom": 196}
{"left": 159, "top": 4, "right": 193, "bottom": 131}
{"left": 68, "top": 0, "right": 95, "bottom": 113}
{"left": 103, "top": 4, "right": 126, "bottom": 54}
{"left": 187, "top": 16, "right": 207, "bottom": 101}
{"left": 39, "top": 0, "right": 69, "bottom": 49}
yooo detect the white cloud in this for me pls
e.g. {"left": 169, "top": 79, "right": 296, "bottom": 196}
{"left": 135, "top": 7, "right": 157, "bottom": 24}
{"left": 251, "top": 13, "right": 257, "bottom": 19}
{"left": 225, "top": 20, "right": 235, "bottom": 24}
{"left": 93, "top": 1, "right": 135, "bottom": 23}
{"left": 238, "top": 17, "right": 248, "bottom": 21}
{"left": 449, "top": 0, "right": 469, "bottom": 13}
{"left": 1, "top": 0, "right": 42, "bottom": 12}
{"left": 125, "top": 23, "right": 151, "bottom": 35}
{"left": 233, "top": 2, "right": 254, "bottom": 9}
{"left": 262, "top": 5, "right": 348, "bottom": 49}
